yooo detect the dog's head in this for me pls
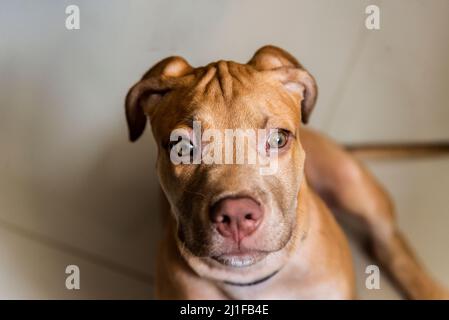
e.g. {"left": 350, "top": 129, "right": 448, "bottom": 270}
{"left": 126, "top": 46, "right": 317, "bottom": 282}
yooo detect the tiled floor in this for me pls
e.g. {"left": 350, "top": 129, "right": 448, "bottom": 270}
{"left": 352, "top": 157, "right": 449, "bottom": 299}
{"left": 0, "top": 223, "right": 153, "bottom": 299}
{"left": 326, "top": 0, "right": 449, "bottom": 143}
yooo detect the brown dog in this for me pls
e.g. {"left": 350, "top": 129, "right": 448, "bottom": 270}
{"left": 125, "top": 45, "right": 448, "bottom": 299}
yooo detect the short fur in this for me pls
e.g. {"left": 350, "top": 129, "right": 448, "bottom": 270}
{"left": 126, "top": 45, "right": 448, "bottom": 299}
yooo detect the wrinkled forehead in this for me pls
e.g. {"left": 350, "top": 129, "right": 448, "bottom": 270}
{"left": 150, "top": 60, "right": 300, "bottom": 137}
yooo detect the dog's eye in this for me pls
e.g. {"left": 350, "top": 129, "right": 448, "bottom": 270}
{"left": 267, "top": 130, "right": 289, "bottom": 149}
{"left": 169, "top": 138, "right": 194, "bottom": 158}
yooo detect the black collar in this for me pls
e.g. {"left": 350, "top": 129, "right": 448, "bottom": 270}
{"left": 223, "top": 270, "right": 280, "bottom": 287}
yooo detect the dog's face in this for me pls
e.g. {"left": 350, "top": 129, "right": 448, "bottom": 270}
{"left": 126, "top": 46, "right": 317, "bottom": 279}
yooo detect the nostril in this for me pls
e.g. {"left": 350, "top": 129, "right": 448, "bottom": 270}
{"left": 221, "top": 214, "right": 231, "bottom": 224}
{"left": 244, "top": 213, "right": 253, "bottom": 220}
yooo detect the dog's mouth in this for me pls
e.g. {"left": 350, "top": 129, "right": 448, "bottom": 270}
{"left": 211, "top": 250, "right": 268, "bottom": 268}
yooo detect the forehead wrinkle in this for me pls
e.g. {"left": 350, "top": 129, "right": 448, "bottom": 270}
{"left": 216, "top": 60, "right": 233, "bottom": 101}
{"left": 193, "top": 61, "right": 256, "bottom": 106}
{"left": 195, "top": 65, "right": 217, "bottom": 89}
{"left": 178, "top": 61, "right": 278, "bottom": 131}
{"left": 228, "top": 62, "right": 254, "bottom": 89}
{"left": 190, "top": 65, "right": 218, "bottom": 103}
{"left": 190, "top": 65, "right": 225, "bottom": 105}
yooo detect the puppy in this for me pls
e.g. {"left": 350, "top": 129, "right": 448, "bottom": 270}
{"left": 126, "top": 45, "right": 448, "bottom": 299}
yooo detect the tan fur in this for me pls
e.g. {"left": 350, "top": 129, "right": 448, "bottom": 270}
{"left": 126, "top": 45, "right": 449, "bottom": 300}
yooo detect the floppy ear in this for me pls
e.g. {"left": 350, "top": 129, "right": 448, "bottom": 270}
{"left": 248, "top": 45, "right": 317, "bottom": 124}
{"left": 125, "top": 56, "right": 193, "bottom": 142}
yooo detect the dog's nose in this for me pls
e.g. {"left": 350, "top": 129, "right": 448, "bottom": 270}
{"left": 210, "top": 197, "right": 263, "bottom": 242}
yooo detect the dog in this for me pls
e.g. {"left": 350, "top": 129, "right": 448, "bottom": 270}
{"left": 125, "top": 45, "right": 448, "bottom": 299}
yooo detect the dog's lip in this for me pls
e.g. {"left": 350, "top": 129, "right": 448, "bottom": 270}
{"left": 211, "top": 250, "right": 267, "bottom": 268}
{"left": 219, "top": 250, "right": 260, "bottom": 256}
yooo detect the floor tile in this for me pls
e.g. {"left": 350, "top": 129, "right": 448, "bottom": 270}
{"left": 0, "top": 221, "right": 153, "bottom": 299}
{"left": 327, "top": 0, "right": 449, "bottom": 143}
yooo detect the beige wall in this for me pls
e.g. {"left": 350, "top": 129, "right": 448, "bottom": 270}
{"left": 0, "top": 0, "right": 448, "bottom": 298}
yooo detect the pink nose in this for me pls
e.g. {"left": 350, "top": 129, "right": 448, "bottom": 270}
{"left": 210, "top": 197, "right": 263, "bottom": 242}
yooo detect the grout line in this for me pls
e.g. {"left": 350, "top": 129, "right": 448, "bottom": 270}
{"left": 0, "top": 216, "right": 155, "bottom": 285}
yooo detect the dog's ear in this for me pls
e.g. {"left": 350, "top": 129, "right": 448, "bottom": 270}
{"left": 248, "top": 45, "right": 317, "bottom": 124}
{"left": 125, "top": 56, "right": 193, "bottom": 142}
